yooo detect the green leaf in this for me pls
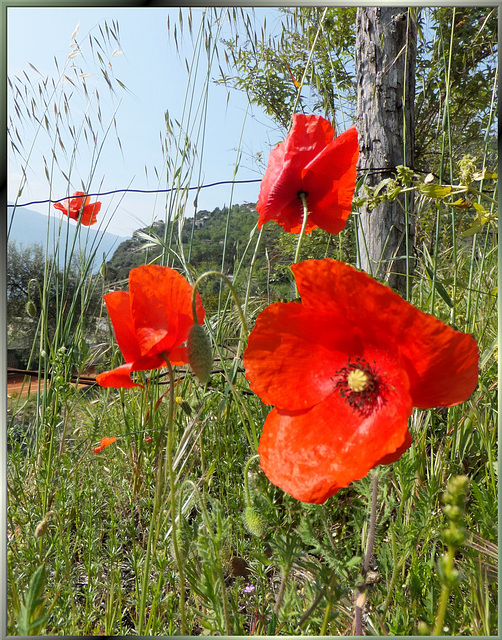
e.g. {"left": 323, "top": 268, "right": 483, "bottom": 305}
{"left": 267, "top": 612, "right": 278, "bottom": 635}
{"left": 17, "top": 565, "right": 50, "bottom": 636}
{"left": 461, "top": 223, "right": 483, "bottom": 237}
{"left": 419, "top": 184, "right": 452, "bottom": 199}
{"left": 425, "top": 266, "right": 454, "bottom": 308}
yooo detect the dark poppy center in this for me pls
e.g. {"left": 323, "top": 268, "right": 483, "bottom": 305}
{"left": 334, "top": 356, "right": 385, "bottom": 417}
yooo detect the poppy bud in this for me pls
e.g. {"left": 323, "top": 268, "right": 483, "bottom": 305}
{"left": 35, "top": 519, "right": 48, "bottom": 538}
{"left": 243, "top": 505, "right": 266, "bottom": 538}
{"left": 25, "top": 299, "right": 37, "bottom": 318}
{"left": 418, "top": 622, "right": 431, "bottom": 635}
{"left": 187, "top": 323, "right": 213, "bottom": 385}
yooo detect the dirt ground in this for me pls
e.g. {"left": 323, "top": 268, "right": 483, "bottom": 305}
{"left": 7, "top": 373, "right": 96, "bottom": 398}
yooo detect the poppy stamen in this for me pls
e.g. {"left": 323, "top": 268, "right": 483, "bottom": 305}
{"left": 334, "top": 357, "right": 384, "bottom": 417}
{"left": 347, "top": 368, "right": 371, "bottom": 392}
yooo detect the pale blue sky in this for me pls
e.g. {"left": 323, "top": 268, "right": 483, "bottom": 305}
{"left": 7, "top": 6, "right": 287, "bottom": 237}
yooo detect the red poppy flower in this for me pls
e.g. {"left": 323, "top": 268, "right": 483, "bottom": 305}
{"left": 93, "top": 436, "right": 117, "bottom": 453}
{"left": 96, "top": 265, "right": 205, "bottom": 389}
{"left": 243, "top": 259, "right": 479, "bottom": 504}
{"left": 256, "top": 115, "right": 359, "bottom": 234}
{"left": 53, "top": 191, "right": 102, "bottom": 226}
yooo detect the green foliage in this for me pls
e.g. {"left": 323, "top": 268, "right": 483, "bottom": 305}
{"left": 7, "top": 6, "right": 497, "bottom": 636}
{"left": 219, "top": 7, "right": 357, "bottom": 128}
{"left": 415, "top": 7, "right": 498, "bottom": 174}
{"left": 7, "top": 241, "right": 104, "bottom": 369}
{"left": 220, "top": 7, "right": 497, "bottom": 174}
{"left": 16, "top": 565, "right": 50, "bottom": 635}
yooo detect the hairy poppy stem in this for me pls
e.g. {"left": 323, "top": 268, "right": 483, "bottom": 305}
{"left": 243, "top": 454, "right": 260, "bottom": 506}
{"left": 354, "top": 470, "right": 379, "bottom": 636}
{"left": 294, "top": 192, "right": 310, "bottom": 265}
{"left": 164, "top": 356, "right": 188, "bottom": 635}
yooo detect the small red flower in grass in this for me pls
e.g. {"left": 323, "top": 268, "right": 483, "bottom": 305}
{"left": 96, "top": 265, "right": 205, "bottom": 389}
{"left": 243, "top": 259, "right": 479, "bottom": 504}
{"left": 93, "top": 436, "right": 117, "bottom": 453}
{"left": 53, "top": 191, "right": 102, "bottom": 226}
{"left": 256, "top": 114, "right": 359, "bottom": 234}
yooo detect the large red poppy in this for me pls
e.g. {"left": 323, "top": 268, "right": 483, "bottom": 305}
{"left": 243, "top": 259, "right": 479, "bottom": 504}
{"left": 256, "top": 115, "right": 359, "bottom": 234}
{"left": 97, "top": 265, "right": 205, "bottom": 389}
{"left": 54, "top": 191, "right": 101, "bottom": 226}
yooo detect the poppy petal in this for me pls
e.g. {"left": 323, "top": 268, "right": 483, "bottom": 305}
{"left": 292, "top": 259, "right": 479, "bottom": 408}
{"left": 129, "top": 265, "right": 204, "bottom": 358}
{"left": 80, "top": 201, "right": 101, "bottom": 226}
{"left": 256, "top": 115, "right": 334, "bottom": 233}
{"left": 284, "top": 114, "right": 336, "bottom": 161}
{"left": 244, "top": 302, "right": 362, "bottom": 410}
{"left": 256, "top": 115, "right": 358, "bottom": 234}
{"left": 53, "top": 192, "right": 100, "bottom": 226}
{"left": 399, "top": 314, "right": 479, "bottom": 408}
{"left": 256, "top": 145, "right": 309, "bottom": 232}
{"left": 258, "top": 366, "right": 412, "bottom": 504}
{"left": 96, "top": 363, "right": 143, "bottom": 389}
{"left": 53, "top": 201, "right": 68, "bottom": 213}
{"left": 169, "top": 345, "right": 189, "bottom": 366}
{"left": 374, "top": 428, "right": 412, "bottom": 466}
{"left": 303, "top": 127, "right": 359, "bottom": 234}
{"left": 103, "top": 290, "right": 142, "bottom": 363}
{"left": 93, "top": 435, "right": 117, "bottom": 453}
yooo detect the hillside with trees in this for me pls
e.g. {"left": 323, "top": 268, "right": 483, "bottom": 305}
{"left": 104, "top": 202, "right": 355, "bottom": 313}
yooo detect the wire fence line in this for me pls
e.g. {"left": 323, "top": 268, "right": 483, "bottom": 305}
{"left": 7, "top": 178, "right": 263, "bottom": 209}
{"left": 7, "top": 166, "right": 406, "bottom": 209}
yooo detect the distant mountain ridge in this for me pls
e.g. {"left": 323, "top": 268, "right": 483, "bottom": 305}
{"left": 7, "top": 204, "right": 128, "bottom": 270}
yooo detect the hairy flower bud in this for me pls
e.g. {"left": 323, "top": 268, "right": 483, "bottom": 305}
{"left": 243, "top": 505, "right": 266, "bottom": 538}
{"left": 35, "top": 519, "right": 48, "bottom": 538}
{"left": 187, "top": 323, "right": 213, "bottom": 385}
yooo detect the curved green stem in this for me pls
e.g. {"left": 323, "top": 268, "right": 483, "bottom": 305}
{"left": 137, "top": 388, "right": 164, "bottom": 633}
{"left": 243, "top": 454, "right": 260, "bottom": 506}
{"left": 163, "top": 356, "right": 187, "bottom": 635}
{"left": 137, "top": 356, "right": 186, "bottom": 635}
{"left": 432, "top": 581, "right": 451, "bottom": 635}
{"left": 294, "top": 192, "right": 310, "bottom": 265}
{"left": 192, "top": 270, "right": 248, "bottom": 336}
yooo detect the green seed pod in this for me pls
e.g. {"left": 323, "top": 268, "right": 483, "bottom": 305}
{"left": 25, "top": 299, "right": 37, "bottom": 318}
{"left": 187, "top": 323, "right": 213, "bottom": 385}
{"left": 243, "top": 505, "right": 266, "bottom": 538}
